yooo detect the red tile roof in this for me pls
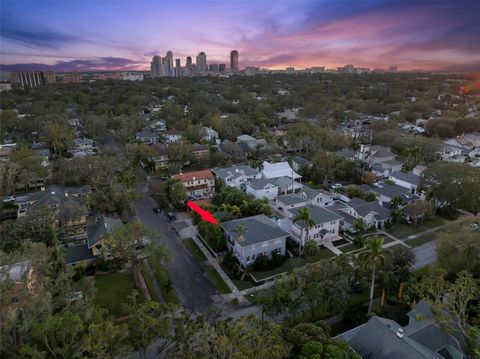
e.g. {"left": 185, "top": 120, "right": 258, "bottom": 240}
{"left": 173, "top": 169, "right": 214, "bottom": 182}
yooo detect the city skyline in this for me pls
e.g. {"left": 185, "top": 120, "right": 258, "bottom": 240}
{"left": 1, "top": 0, "right": 480, "bottom": 73}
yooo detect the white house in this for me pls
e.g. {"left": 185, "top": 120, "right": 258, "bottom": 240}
{"left": 333, "top": 198, "right": 391, "bottom": 230}
{"left": 212, "top": 165, "right": 261, "bottom": 188}
{"left": 161, "top": 130, "right": 183, "bottom": 144}
{"left": 287, "top": 205, "right": 342, "bottom": 247}
{"left": 300, "top": 185, "right": 335, "bottom": 207}
{"left": 135, "top": 131, "right": 158, "bottom": 144}
{"left": 275, "top": 194, "right": 308, "bottom": 215}
{"left": 389, "top": 172, "right": 422, "bottom": 195}
{"left": 202, "top": 127, "right": 220, "bottom": 145}
{"left": 261, "top": 161, "right": 301, "bottom": 180}
{"left": 245, "top": 179, "right": 279, "bottom": 200}
{"left": 222, "top": 214, "right": 289, "bottom": 269}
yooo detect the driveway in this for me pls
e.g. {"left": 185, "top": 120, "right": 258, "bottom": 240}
{"left": 133, "top": 182, "right": 217, "bottom": 313}
{"left": 412, "top": 240, "right": 438, "bottom": 269}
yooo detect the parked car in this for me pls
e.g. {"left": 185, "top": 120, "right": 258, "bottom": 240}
{"left": 330, "top": 183, "right": 343, "bottom": 190}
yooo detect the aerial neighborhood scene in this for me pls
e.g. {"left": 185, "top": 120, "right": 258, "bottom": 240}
{"left": 1, "top": 0, "right": 480, "bottom": 358}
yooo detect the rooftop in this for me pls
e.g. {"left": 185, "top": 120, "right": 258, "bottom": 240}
{"left": 390, "top": 171, "right": 422, "bottom": 186}
{"left": 87, "top": 216, "right": 123, "bottom": 248}
{"left": 222, "top": 214, "right": 290, "bottom": 247}
{"left": 290, "top": 205, "right": 343, "bottom": 225}
{"left": 173, "top": 169, "right": 214, "bottom": 182}
{"left": 213, "top": 164, "right": 259, "bottom": 179}
{"left": 276, "top": 194, "right": 307, "bottom": 206}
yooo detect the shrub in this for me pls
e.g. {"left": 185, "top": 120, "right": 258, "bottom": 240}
{"left": 253, "top": 253, "right": 269, "bottom": 270}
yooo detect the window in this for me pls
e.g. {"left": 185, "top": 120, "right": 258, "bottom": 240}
{"left": 247, "top": 256, "right": 250, "bottom": 261}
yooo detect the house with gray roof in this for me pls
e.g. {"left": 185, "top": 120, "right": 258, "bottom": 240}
{"left": 275, "top": 194, "right": 308, "bottom": 213}
{"left": 135, "top": 131, "right": 159, "bottom": 144}
{"left": 338, "top": 301, "right": 464, "bottom": 359}
{"left": 300, "top": 185, "right": 335, "bottom": 208}
{"left": 334, "top": 197, "right": 391, "bottom": 231}
{"left": 291, "top": 156, "right": 312, "bottom": 171}
{"left": 389, "top": 171, "right": 423, "bottom": 195}
{"left": 274, "top": 176, "right": 303, "bottom": 195}
{"left": 212, "top": 164, "right": 261, "bottom": 189}
{"left": 87, "top": 216, "right": 123, "bottom": 255}
{"left": 236, "top": 134, "right": 267, "bottom": 153}
{"left": 222, "top": 214, "right": 290, "bottom": 268}
{"left": 364, "top": 182, "right": 416, "bottom": 206}
{"left": 285, "top": 205, "right": 343, "bottom": 247}
{"left": 245, "top": 178, "right": 279, "bottom": 200}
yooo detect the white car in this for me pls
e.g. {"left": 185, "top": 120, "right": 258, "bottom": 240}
{"left": 330, "top": 183, "right": 343, "bottom": 190}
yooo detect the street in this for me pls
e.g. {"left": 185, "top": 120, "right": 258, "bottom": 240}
{"left": 133, "top": 182, "right": 217, "bottom": 313}
{"left": 413, "top": 240, "right": 437, "bottom": 269}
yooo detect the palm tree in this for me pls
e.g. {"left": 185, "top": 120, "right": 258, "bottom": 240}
{"left": 359, "top": 236, "right": 386, "bottom": 314}
{"left": 390, "top": 196, "right": 404, "bottom": 224}
{"left": 292, "top": 207, "right": 316, "bottom": 254}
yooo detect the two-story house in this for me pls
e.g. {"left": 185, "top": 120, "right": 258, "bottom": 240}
{"left": 172, "top": 169, "right": 215, "bottom": 199}
{"left": 150, "top": 143, "right": 169, "bottom": 170}
{"left": 202, "top": 126, "right": 220, "bottom": 145}
{"left": 300, "top": 185, "right": 335, "bottom": 207}
{"left": 222, "top": 214, "right": 290, "bottom": 269}
{"left": 245, "top": 178, "right": 279, "bottom": 200}
{"left": 161, "top": 130, "right": 183, "bottom": 144}
{"left": 14, "top": 185, "right": 91, "bottom": 241}
{"left": 135, "top": 131, "right": 159, "bottom": 144}
{"left": 389, "top": 171, "right": 422, "bottom": 196}
{"left": 287, "top": 205, "right": 342, "bottom": 247}
{"left": 329, "top": 198, "right": 391, "bottom": 232}
{"left": 212, "top": 164, "right": 261, "bottom": 188}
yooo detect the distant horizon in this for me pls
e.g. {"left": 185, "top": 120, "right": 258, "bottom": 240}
{"left": 1, "top": 1, "right": 480, "bottom": 73}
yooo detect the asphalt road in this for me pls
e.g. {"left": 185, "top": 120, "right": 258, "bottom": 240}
{"left": 133, "top": 183, "right": 216, "bottom": 313}
{"left": 412, "top": 240, "right": 438, "bottom": 269}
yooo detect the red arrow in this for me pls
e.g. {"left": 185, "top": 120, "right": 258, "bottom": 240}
{"left": 186, "top": 201, "right": 218, "bottom": 225}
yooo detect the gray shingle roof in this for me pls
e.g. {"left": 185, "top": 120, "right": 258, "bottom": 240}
{"left": 222, "top": 214, "right": 289, "bottom": 247}
{"left": 290, "top": 205, "right": 343, "bottom": 225}
{"left": 341, "top": 316, "right": 451, "bottom": 359}
{"left": 347, "top": 198, "right": 391, "bottom": 220}
{"left": 247, "top": 178, "right": 277, "bottom": 190}
{"left": 213, "top": 165, "right": 259, "bottom": 180}
{"left": 87, "top": 216, "right": 123, "bottom": 248}
{"left": 390, "top": 171, "right": 422, "bottom": 186}
{"left": 301, "top": 185, "right": 333, "bottom": 200}
{"left": 64, "top": 244, "right": 97, "bottom": 265}
{"left": 276, "top": 194, "right": 307, "bottom": 206}
{"left": 368, "top": 183, "right": 413, "bottom": 199}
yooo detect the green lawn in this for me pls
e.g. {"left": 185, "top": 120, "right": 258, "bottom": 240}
{"left": 204, "top": 265, "right": 231, "bottom": 294}
{"left": 94, "top": 272, "right": 135, "bottom": 317}
{"left": 148, "top": 258, "right": 179, "bottom": 304}
{"left": 340, "top": 243, "right": 364, "bottom": 253}
{"left": 387, "top": 224, "right": 424, "bottom": 239}
{"left": 421, "top": 216, "right": 446, "bottom": 229}
{"left": 220, "top": 262, "right": 254, "bottom": 291}
{"left": 183, "top": 238, "right": 208, "bottom": 262}
{"left": 140, "top": 261, "right": 161, "bottom": 302}
{"left": 305, "top": 247, "right": 337, "bottom": 262}
{"left": 251, "top": 257, "right": 306, "bottom": 281}
{"left": 406, "top": 232, "right": 437, "bottom": 248}
{"left": 366, "top": 236, "right": 393, "bottom": 244}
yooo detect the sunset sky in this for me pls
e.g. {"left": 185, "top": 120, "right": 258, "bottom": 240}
{"left": 1, "top": 0, "right": 480, "bottom": 72}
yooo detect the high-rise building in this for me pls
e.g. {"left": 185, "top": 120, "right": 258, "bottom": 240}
{"left": 186, "top": 56, "right": 192, "bottom": 68}
{"left": 44, "top": 71, "right": 56, "bottom": 84}
{"left": 166, "top": 51, "right": 174, "bottom": 76}
{"left": 218, "top": 64, "right": 226, "bottom": 72}
{"left": 10, "top": 71, "right": 45, "bottom": 88}
{"left": 230, "top": 50, "right": 239, "bottom": 71}
{"left": 175, "top": 58, "right": 181, "bottom": 77}
{"left": 151, "top": 55, "right": 162, "bottom": 78}
{"left": 196, "top": 52, "right": 207, "bottom": 73}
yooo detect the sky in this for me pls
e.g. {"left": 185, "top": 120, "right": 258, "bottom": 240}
{"left": 1, "top": 0, "right": 480, "bottom": 72}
